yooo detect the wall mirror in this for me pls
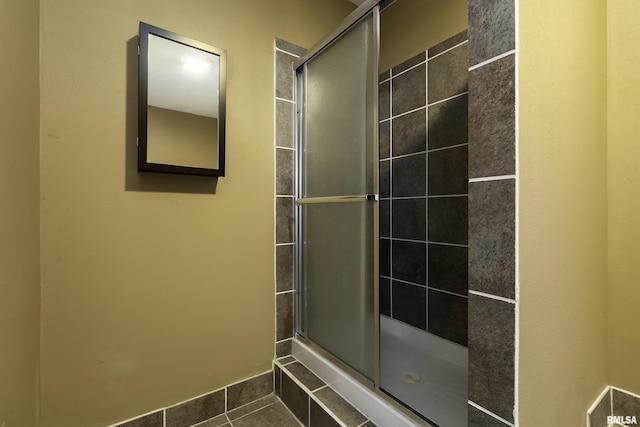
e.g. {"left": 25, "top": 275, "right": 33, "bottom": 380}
{"left": 138, "top": 22, "right": 226, "bottom": 176}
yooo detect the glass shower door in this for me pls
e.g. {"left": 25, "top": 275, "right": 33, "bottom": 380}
{"left": 296, "top": 9, "right": 379, "bottom": 380}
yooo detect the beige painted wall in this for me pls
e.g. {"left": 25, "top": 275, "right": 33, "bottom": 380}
{"left": 518, "top": 0, "right": 609, "bottom": 425}
{"left": 38, "top": 1, "right": 353, "bottom": 426}
{"left": 379, "top": 0, "right": 467, "bottom": 72}
{"left": 0, "top": 0, "right": 41, "bottom": 426}
{"left": 608, "top": 0, "right": 640, "bottom": 396}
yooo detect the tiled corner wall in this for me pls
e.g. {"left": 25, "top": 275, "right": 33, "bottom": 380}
{"left": 108, "top": 371, "right": 273, "bottom": 427}
{"left": 378, "top": 30, "right": 469, "bottom": 348}
{"left": 467, "top": 0, "right": 518, "bottom": 425}
{"left": 274, "top": 38, "right": 306, "bottom": 359}
{"left": 588, "top": 387, "right": 640, "bottom": 427}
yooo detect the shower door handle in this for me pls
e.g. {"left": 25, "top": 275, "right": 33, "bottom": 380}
{"left": 296, "top": 194, "right": 378, "bottom": 204}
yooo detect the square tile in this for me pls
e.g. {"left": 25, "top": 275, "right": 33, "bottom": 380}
{"left": 276, "top": 38, "right": 306, "bottom": 57}
{"left": 284, "top": 362, "right": 325, "bottom": 392}
{"left": 428, "top": 94, "right": 468, "bottom": 150}
{"left": 232, "top": 401, "right": 302, "bottom": 427}
{"left": 428, "top": 145, "right": 468, "bottom": 196}
{"left": 313, "top": 387, "right": 367, "bottom": 427}
{"left": 392, "top": 51, "right": 426, "bottom": 75}
{"left": 468, "top": 54, "right": 515, "bottom": 178}
{"left": 276, "top": 339, "right": 292, "bottom": 358}
{"left": 380, "top": 238, "right": 391, "bottom": 277}
{"left": 428, "top": 43, "right": 468, "bottom": 103}
{"left": 392, "top": 198, "right": 426, "bottom": 241}
{"left": 468, "top": 180, "right": 515, "bottom": 299}
{"left": 276, "top": 197, "right": 294, "bottom": 244}
{"left": 468, "top": 0, "right": 515, "bottom": 67}
{"left": 380, "top": 160, "right": 390, "bottom": 198}
{"left": 277, "top": 292, "right": 294, "bottom": 341}
{"left": 391, "top": 240, "right": 426, "bottom": 285}
{"left": 276, "top": 148, "right": 294, "bottom": 196}
{"left": 392, "top": 109, "right": 426, "bottom": 157}
{"left": 468, "top": 294, "right": 515, "bottom": 423}
{"left": 276, "top": 245, "right": 294, "bottom": 292}
{"left": 276, "top": 99, "right": 295, "bottom": 148}
{"left": 379, "top": 200, "right": 390, "bottom": 238}
{"left": 310, "top": 399, "right": 340, "bottom": 427}
{"left": 392, "top": 154, "right": 426, "bottom": 197}
{"left": 227, "top": 372, "right": 274, "bottom": 411}
{"left": 392, "top": 281, "right": 426, "bottom": 330}
{"left": 275, "top": 365, "right": 282, "bottom": 397}
{"left": 468, "top": 405, "right": 507, "bottom": 427}
{"left": 428, "top": 196, "right": 468, "bottom": 245}
{"left": 276, "top": 50, "right": 297, "bottom": 101}
{"left": 227, "top": 395, "right": 278, "bottom": 421}
{"left": 379, "top": 80, "right": 391, "bottom": 121}
{"left": 166, "top": 389, "right": 224, "bottom": 427}
{"left": 428, "top": 290, "right": 468, "bottom": 346}
{"left": 392, "top": 63, "right": 426, "bottom": 116}
{"left": 281, "top": 373, "right": 309, "bottom": 426}
{"left": 379, "top": 120, "right": 390, "bottom": 159}
{"left": 612, "top": 389, "right": 640, "bottom": 420}
{"left": 428, "top": 243, "right": 468, "bottom": 296}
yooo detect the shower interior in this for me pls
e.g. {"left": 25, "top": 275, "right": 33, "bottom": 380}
{"left": 293, "top": 1, "right": 469, "bottom": 426}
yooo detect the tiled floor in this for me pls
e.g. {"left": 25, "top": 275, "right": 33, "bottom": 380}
{"left": 196, "top": 394, "right": 302, "bottom": 427}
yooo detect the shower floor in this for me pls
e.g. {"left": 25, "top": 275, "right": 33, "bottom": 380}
{"left": 380, "top": 316, "right": 468, "bottom": 427}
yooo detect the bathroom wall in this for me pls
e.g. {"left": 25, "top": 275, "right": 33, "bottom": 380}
{"left": 379, "top": 0, "right": 467, "bottom": 72}
{"left": 0, "top": 0, "right": 41, "bottom": 426}
{"left": 518, "top": 0, "right": 609, "bottom": 425}
{"left": 608, "top": 0, "right": 640, "bottom": 397}
{"left": 37, "top": 1, "right": 353, "bottom": 426}
{"left": 379, "top": 31, "right": 469, "bottom": 347}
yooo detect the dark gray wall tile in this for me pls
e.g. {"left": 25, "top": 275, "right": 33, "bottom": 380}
{"left": 275, "top": 365, "right": 282, "bottom": 397}
{"left": 310, "top": 399, "right": 341, "bottom": 427}
{"left": 468, "top": 180, "right": 515, "bottom": 299}
{"left": 428, "top": 243, "right": 468, "bottom": 296}
{"left": 613, "top": 389, "right": 640, "bottom": 420}
{"left": 276, "top": 245, "right": 294, "bottom": 292}
{"left": 228, "top": 395, "right": 278, "bottom": 421}
{"left": 392, "top": 64, "right": 426, "bottom": 116}
{"left": 380, "top": 238, "right": 390, "bottom": 277}
{"left": 281, "top": 373, "right": 310, "bottom": 426}
{"left": 276, "top": 100, "right": 295, "bottom": 148}
{"left": 428, "top": 43, "right": 468, "bottom": 103}
{"left": 392, "top": 240, "right": 426, "bottom": 285}
{"left": 285, "top": 362, "right": 325, "bottom": 392}
{"left": 392, "top": 51, "right": 426, "bottom": 75}
{"left": 276, "top": 38, "right": 306, "bottom": 57}
{"left": 392, "top": 198, "right": 426, "bottom": 241}
{"left": 166, "top": 390, "right": 225, "bottom": 427}
{"left": 392, "top": 154, "right": 426, "bottom": 197}
{"left": 468, "top": 405, "right": 509, "bottom": 427}
{"left": 379, "top": 200, "right": 390, "bottom": 237}
{"left": 391, "top": 281, "right": 426, "bottom": 330}
{"left": 276, "top": 292, "right": 294, "bottom": 341}
{"left": 468, "top": 294, "right": 515, "bottom": 423}
{"left": 428, "top": 145, "right": 468, "bottom": 196}
{"left": 589, "top": 389, "right": 612, "bottom": 427}
{"left": 227, "top": 372, "right": 273, "bottom": 411}
{"left": 379, "top": 120, "right": 390, "bottom": 159}
{"left": 313, "top": 387, "right": 367, "bottom": 427}
{"left": 392, "top": 109, "right": 426, "bottom": 157}
{"left": 428, "top": 290, "right": 468, "bottom": 346}
{"left": 114, "top": 411, "right": 163, "bottom": 427}
{"left": 380, "top": 277, "right": 391, "bottom": 316}
{"left": 276, "top": 197, "right": 294, "bottom": 244}
{"left": 380, "top": 160, "right": 390, "bottom": 198}
{"left": 276, "top": 51, "right": 296, "bottom": 101}
{"left": 379, "top": 80, "right": 391, "bottom": 121}
{"left": 468, "top": 0, "right": 515, "bottom": 67}
{"left": 379, "top": 69, "right": 390, "bottom": 82}
{"left": 276, "top": 148, "right": 294, "bottom": 195}
{"left": 429, "top": 30, "right": 468, "bottom": 57}
{"left": 428, "top": 196, "right": 468, "bottom": 245}
{"left": 428, "top": 94, "right": 468, "bottom": 150}
{"left": 276, "top": 339, "right": 292, "bottom": 358}
{"left": 468, "top": 54, "right": 515, "bottom": 178}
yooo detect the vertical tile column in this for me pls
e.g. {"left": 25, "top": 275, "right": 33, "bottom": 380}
{"left": 467, "top": 0, "right": 518, "bottom": 425}
{"left": 274, "top": 39, "right": 306, "bottom": 358}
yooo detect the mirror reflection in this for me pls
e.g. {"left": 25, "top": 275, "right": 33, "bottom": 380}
{"left": 138, "top": 22, "right": 226, "bottom": 176}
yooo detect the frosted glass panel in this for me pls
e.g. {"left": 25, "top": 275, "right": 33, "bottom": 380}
{"left": 302, "top": 202, "right": 375, "bottom": 379}
{"left": 302, "top": 14, "right": 376, "bottom": 198}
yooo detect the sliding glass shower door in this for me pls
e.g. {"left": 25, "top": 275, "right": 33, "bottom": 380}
{"left": 296, "top": 9, "right": 379, "bottom": 380}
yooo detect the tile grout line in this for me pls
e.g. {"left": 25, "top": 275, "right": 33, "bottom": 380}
{"left": 469, "top": 400, "right": 515, "bottom": 426}
{"left": 469, "top": 290, "right": 516, "bottom": 304}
